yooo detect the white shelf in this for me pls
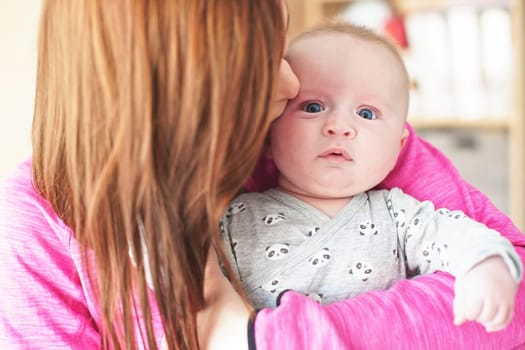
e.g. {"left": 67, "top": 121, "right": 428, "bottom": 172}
{"left": 409, "top": 117, "right": 509, "bottom": 130}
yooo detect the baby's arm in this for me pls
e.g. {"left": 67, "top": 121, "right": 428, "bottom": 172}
{"left": 453, "top": 255, "right": 517, "bottom": 332}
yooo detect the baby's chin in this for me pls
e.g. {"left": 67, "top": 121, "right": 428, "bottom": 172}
{"left": 312, "top": 179, "right": 372, "bottom": 198}
{"left": 312, "top": 187, "right": 363, "bottom": 200}
{"left": 277, "top": 176, "right": 373, "bottom": 200}
{"left": 287, "top": 184, "right": 365, "bottom": 200}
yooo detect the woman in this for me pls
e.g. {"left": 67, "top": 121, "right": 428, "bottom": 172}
{"left": 1, "top": 0, "right": 295, "bottom": 348}
{"left": 0, "top": 0, "right": 523, "bottom": 349}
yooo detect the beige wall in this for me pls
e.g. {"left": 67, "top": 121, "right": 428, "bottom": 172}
{"left": 0, "top": 1, "right": 41, "bottom": 180}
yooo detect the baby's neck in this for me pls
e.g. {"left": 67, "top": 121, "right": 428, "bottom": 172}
{"left": 276, "top": 187, "right": 352, "bottom": 218}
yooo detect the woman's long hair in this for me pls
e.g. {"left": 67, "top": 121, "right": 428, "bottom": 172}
{"left": 31, "top": 0, "right": 286, "bottom": 348}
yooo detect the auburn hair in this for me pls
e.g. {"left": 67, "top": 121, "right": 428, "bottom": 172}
{"left": 32, "top": 0, "right": 286, "bottom": 348}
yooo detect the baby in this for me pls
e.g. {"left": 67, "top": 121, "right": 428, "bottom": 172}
{"left": 220, "top": 23, "right": 522, "bottom": 332}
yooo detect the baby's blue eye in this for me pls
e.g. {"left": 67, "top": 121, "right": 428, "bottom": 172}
{"left": 357, "top": 108, "right": 376, "bottom": 120}
{"left": 303, "top": 102, "right": 324, "bottom": 113}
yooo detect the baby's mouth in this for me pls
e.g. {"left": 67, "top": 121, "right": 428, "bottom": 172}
{"left": 319, "top": 148, "right": 352, "bottom": 161}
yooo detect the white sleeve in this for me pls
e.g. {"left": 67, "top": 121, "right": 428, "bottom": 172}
{"left": 388, "top": 187, "right": 522, "bottom": 282}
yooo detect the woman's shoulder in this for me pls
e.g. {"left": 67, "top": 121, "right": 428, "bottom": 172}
{"left": 0, "top": 158, "right": 73, "bottom": 250}
{"left": 0, "top": 159, "right": 102, "bottom": 348}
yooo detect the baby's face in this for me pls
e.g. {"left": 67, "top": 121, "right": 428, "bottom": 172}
{"left": 269, "top": 32, "right": 409, "bottom": 199}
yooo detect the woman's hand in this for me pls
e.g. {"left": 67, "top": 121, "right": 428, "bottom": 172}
{"left": 197, "top": 247, "right": 252, "bottom": 350}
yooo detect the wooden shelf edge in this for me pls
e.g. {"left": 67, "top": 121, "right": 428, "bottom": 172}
{"left": 394, "top": 0, "right": 509, "bottom": 13}
{"left": 408, "top": 117, "right": 510, "bottom": 130}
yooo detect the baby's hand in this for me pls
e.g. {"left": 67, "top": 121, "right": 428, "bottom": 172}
{"left": 453, "top": 255, "right": 517, "bottom": 332}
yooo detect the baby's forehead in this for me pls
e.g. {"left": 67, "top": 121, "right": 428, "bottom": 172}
{"left": 288, "top": 30, "right": 409, "bottom": 84}
{"left": 287, "top": 33, "right": 394, "bottom": 69}
{"left": 289, "top": 31, "right": 387, "bottom": 56}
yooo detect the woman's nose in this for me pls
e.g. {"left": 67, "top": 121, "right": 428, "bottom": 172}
{"left": 277, "top": 59, "right": 299, "bottom": 100}
{"left": 323, "top": 114, "right": 356, "bottom": 138}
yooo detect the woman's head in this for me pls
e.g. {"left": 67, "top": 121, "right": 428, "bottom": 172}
{"left": 32, "top": 0, "right": 289, "bottom": 348}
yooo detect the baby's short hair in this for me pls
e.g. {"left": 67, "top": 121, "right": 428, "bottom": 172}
{"left": 290, "top": 22, "right": 409, "bottom": 82}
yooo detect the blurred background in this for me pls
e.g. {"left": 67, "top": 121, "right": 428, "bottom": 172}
{"left": 1, "top": 0, "right": 524, "bottom": 230}
{"left": 0, "top": 1, "right": 40, "bottom": 179}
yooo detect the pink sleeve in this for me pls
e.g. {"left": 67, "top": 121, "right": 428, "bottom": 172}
{"left": 250, "top": 124, "right": 525, "bottom": 349}
{"left": 0, "top": 160, "right": 170, "bottom": 349}
{"left": 0, "top": 161, "right": 101, "bottom": 349}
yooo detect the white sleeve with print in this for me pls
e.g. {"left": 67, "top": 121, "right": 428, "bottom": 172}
{"left": 387, "top": 187, "right": 522, "bottom": 282}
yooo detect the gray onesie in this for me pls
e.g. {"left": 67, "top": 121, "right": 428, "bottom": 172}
{"left": 220, "top": 187, "right": 522, "bottom": 309}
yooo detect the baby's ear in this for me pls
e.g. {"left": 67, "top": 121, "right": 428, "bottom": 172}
{"left": 264, "top": 137, "right": 273, "bottom": 159}
{"left": 400, "top": 127, "right": 409, "bottom": 148}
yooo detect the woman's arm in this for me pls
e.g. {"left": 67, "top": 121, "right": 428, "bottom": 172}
{"left": 198, "top": 248, "right": 252, "bottom": 350}
{"left": 249, "top": 124, "right": 525, "bottom": 349}
{"left": 253, "top": 262, "right": 525, "bottom": 349}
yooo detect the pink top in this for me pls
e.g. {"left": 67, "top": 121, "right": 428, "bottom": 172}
{"left": 0, "top": 125, "right": 524, "bottom": 349}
